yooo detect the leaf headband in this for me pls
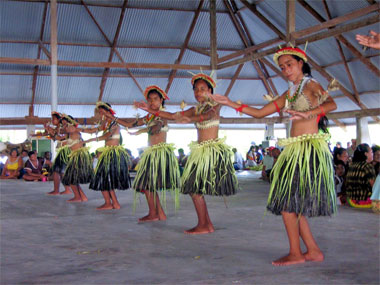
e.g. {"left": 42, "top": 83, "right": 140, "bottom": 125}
{"left": 96, "top": 101, "right": 116, "bottom": 115}
{"left": 143, "top": 85, "right": 169, "bottom": 101}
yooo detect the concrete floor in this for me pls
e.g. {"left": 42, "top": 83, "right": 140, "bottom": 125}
{"left": 1, "top": 171, "right": 379, "bottom": 285}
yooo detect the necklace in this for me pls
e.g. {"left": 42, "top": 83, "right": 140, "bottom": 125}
{"left": 286, "top": 77, "right": 304, "bottom": 103}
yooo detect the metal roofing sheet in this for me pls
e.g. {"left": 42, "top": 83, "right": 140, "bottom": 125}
{"left": 0, "top": 75, "right": 34, "bottom": 103}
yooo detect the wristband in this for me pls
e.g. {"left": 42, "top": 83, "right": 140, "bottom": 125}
{"left": 316, "top": 106, "right": 325, "bottom": 122}
{"left": 273, "top": 101, "right": 280, "bottom": 113}
{"left": 154, "top": 112, "right": 160, "bottom": 117}
{"left": 235, "top": 104, "right": 248, "bottom": 113}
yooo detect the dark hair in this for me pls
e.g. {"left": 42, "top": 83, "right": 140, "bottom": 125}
{"left": 372, "top": 145, "right": 380, "bottom": 153}
{"left": 193, "top": 78, "right": 214, "bottom": 94}
{"left": 98, "top": 102, "right": 113, "bottom": 113}
{"left": 291, "top": 55, "right": 311, "bottom": 77}
{"left": 52, "top": 113, "right": 61, "bottom": 120}
{"left": 28, "top": 151, "right": 35, "bottom": 157}
{"left": 335, "top": 159, "right": 345, "bottom": 167}
{"left": 353, "top": 143, "right": 370, "bottom": 163}
{"left": 333, "top": 147, "right": 347, "bottom": 165}
{"left": 147, "top": 90, "right": 165, "bottom": 107}
{"left": 10, "top": 148, "right": 19, "bottom": 156}
{"left": 21, "top": 149, "right": 28, "bottom": 154}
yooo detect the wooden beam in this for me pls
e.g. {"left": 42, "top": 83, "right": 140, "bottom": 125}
{"left": 2, "top": 108, "right": 379, "bottom": 126}
{"left": 187, "top": 46, "right": 211, "bottom": 57}
{"left": 98, "top": 0, "right": 128, "bottom": 102}
{"left": 286, "top": 0, "right": 296, "bottom": 45}
{"left": 292, "top": 3, "right": 380, "bottom": 39}
{"left": 165, "top": 0, "right": 204, "bottom": 94}
{"left": 217, "top": 37, "right": 282, "bottom": 64}
{"left": 322, "top": 0, "right": 360, "bottom": 104}
{"left": 0, "top": 57, "right": 211, "bottom": 70}
{"left": 210, "top": 0, "right": 218, "bottom": 70}
{"left": 224, "top": 64, "right": 244, "bottom": 97}
{"left": 30, "top": 1, "right": 49, "bottom": 117}
{"left": 37, "top": 40, "right": 51, "bottom": 61}
{"left": 297, "top": 0, "right": 380, "bottom": 78}
{"left": 240, "top": 0, "right": 286, "bottom": 40}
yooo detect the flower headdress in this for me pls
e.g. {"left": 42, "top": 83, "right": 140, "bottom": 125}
{"left": 143, "top": 85, "right": 169, "bottom": 101}
{"left": 191, "top": 73, "right": 217, "bottom": 89}
{"left": 273, "top": 47, "right": 307, "bottom": 66}
{"left": 61, "top": 113, "right": 78, "bottom": 127}
{"left": 96, "top": 101, "right": 116, "bottom": 115}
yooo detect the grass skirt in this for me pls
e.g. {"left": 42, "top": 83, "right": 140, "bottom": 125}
{"left": 181, "top": 138, "right": 238, "bottom": 196}
{"left": 267, "top": 133, "right": 336, "bottom": 217}
{"left": 52, "top": 146, "right": 71, "bottom": 173}
{"left": 133, "top": 143, "right": 180, "bottom": 210}
{"left": 90, "top": 145, "right": 130, "bottom": 191}
{"left": 62, "top": 147, "right": 93, "bottom": 185}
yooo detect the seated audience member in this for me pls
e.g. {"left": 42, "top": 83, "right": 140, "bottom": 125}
{"left": 261, "top": 147, "right": 274, "bottom": 181}
{"left": 334, "top": 160, "right": 347, "bottom": 205}
{"left": 42, "top": 151, "right": 53, "bottom": 173}
{"left": 371, "top": 145, "right": 380, "bottom": 176}
{"left": 345, "top": 144, "right": 376, "bottom": 208}
{"left": 333, "top": 147, "right": 349, "bottom": 166}
{"left": 177, "top": 148, "right": 188, "bottom": 175}
{"left": 246, "top": 146, "right": 257, "bottom": 167}
{"left": 21, "top": 149, "right": 29, "bottom": 165}
{"left": 255, "top": 147, "right": 263, "bottom": 164}
{"left": 23, "top": 151, "right": 47, "bottom": 181}
{"left": 0, "top": 148, "right": 23, "bottom": 179}
{"left": 370, "top": 174, "right": 380, "bottom": 214}
{"left": 232, "top": 148, "right": 244, "bottom": 171}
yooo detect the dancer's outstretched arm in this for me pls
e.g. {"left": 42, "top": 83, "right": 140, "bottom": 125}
{"left": 209, "top": 93, "right": 286, "bottom": 118}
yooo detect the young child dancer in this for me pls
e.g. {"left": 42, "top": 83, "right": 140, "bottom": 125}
{"left": 42, "top": 112, "right": 72, "bottom": 195}
{"left": 136, "top": 74, "right": 238, "bottom": 234}
{"left": 82, "top": 102, "right": 130, "bottom": 210}
{"left": 115, "top": 86, "right": 180, "bottom": 222}
{"left": 61, "top": 115, "right": 92, "bottom": 202}
{"left": 210, "top": 47, "right": 337, "bottom": 265}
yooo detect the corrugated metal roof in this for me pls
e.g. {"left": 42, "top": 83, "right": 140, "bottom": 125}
{"left": 0, "top": 0, "right": 378, "bottom": 128}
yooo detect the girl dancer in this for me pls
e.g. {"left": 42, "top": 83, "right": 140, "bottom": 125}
{"left": 136, "top": 74, "right": 238, "bottom": 234}
{"left": 210, "top": 47, "right": 337, "bottom": 266}
{"left": 116, "top": 86, "right": 180, "bottom": 222}
{"left": 82, "top": 102, "right": 130, "bottom": 210}
{"left": 61, "top": 115, "right": 92, "bottom": 202}
{"left": 43, "top": 112, "right": 71, "bottom": 195}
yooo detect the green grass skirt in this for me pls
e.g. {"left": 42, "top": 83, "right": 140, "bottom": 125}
{"left": 52, "top": 146, "right": 71, "bottom": 173}
{"left": 133, "top": 143, "right": 180, "bottom": 210}
{"left": 181, "top": 138, "right": 238, "bottom": 196}
{"left": 267, "top": 133, "right": 337, "bottom": 217}
{"left": 62, "top": 147, "right": 93, "bottom": 185}
{"left": 90, "top": 145, "right": 131, "bottom": 191}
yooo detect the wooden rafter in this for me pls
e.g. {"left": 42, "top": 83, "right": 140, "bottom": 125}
{"left": 30, "top": 0, "right": 49, "bottom": 117}
{"left": 224, "top": 64, "right": 244, "bottom": 97}
{"left": 81, "top": 0, "right": 143, "bottom": 94}
{"left": 297, "top": 0, "right": 380, "bottom": 78}
{"left": 224, "top": 0, "right": 274, "bottom": 95}
{"left": 165, "top": 0, "right": 204, "bottom": 94}
{"left": 286, "top": 0, "right": 296, "bottom": 45}
{"left": 322, "top": 0, "right": 360, "bottom": 104}
{"left": 97, "top": 0, "right": 128, "bottom": 102}
{"left": 210, "top": 0, "right": 218, "bottom": 70}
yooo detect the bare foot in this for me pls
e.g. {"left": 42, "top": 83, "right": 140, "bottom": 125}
{"left": 81, "top": 196, "right": 88, "bottom": 202}
{"left": 304, "top": 251, "right": 324, "bottom": 262}
{"left": 184, "top": 225, "right": 215, "bottom": 235}
{"left": 96, "top": 204, "right": 113, "bottom": 210}
{"left": 138, "top": 214, "right": 159, "bottom": 222}
{"left": 112, "top": 203, "right": 121, "bottom": 210}
{"left": 67, "top": 198, "right": 82, "bottom": 203}
{"left": 272, "top": 254, "right": 306, "bottom": 266}
{"left": 158, "top": 212, "right": 167, "bottom": 221}
{"left": 60, "top": 190, "right": 72, "bottom": 195}
{"left": 47, "top": 190, "right": 60, "bottom": 195}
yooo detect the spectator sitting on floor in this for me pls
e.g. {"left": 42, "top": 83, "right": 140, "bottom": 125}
{"left": 255, "top": 147, "right": 263, "bottom": 164}
{"left": 371, "top": 145, "right": 380, "bottom": 176}
{"left": 23, "top": 151, "right": 47, "bottom": 181}
{"left": 0, "top": 148, "right": 22, "bottom": 179}
{"left": 178, "top": 148, "right": 188, "bottom": 175}
{"left": 246, "top": 146, "right": 257, "bottom": 167}
{"left": 261, "top": 147, "right": 274, "bottom": 182}
{"left": 334, "top": 160, "right": 347, "bottom": 205}
{"left": 345, "top": 143, "right": 376, "bottom": 208}
{"left": 232, "top": 148, "right": 244, "bottom": 171}
{"left": 42, "top": 151, "right": 53, "bottom": 173}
